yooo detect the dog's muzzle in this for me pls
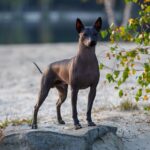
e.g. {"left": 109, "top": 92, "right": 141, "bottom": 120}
{"left": 89, "top": 41, "right": 97, "bottom": 47}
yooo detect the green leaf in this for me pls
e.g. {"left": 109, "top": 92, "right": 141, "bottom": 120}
{"left": 99, "top": 63, "right": 104, "bottom": 70}
{"left": 125, "top": 0, "right": 131, "bottom": 3}
{"left": 136, "top": 89, "right": 142, "bottom": 97}
{"left": 127, "top": 50, "right": 137, "bottom": 57}
{"left": 145, "top": 88, "right": 150, "bottom": 93}
{"left": 119, "top": 90, "right": 123, "bottom": 97}
{"left": 110, "top": 45, "right": 118, "bottom": 52}
{"left": 118, "top": 79, "right": 122, "bottom": 86}
{"left": 114, "top": 71, "right": 120, "bottom": 78}
{"left": 145, "top": 6, "right": 150, "bottom": 13}
{"left": 116, "top": 55, "right": 120, "bottom": 60}
{"left": 110, "top": 46, "right": 115, "bottom": 51}
{"left": 144, "top": 106, "right": 150, "bottom": 111}
{"left": 122, "top": 67, "right": 129, "bottom": 82}
{"left": 100, "top": 30, "right": 108, "bottom": 39}
{"left": 114, "top": 86, "right": 119, "bottom": 89}
{"left": 133, "top": 0, "right": 138, "bottom": 3}
{"left": 135, "top": 96, "right": 139, "bottom": 102}
{"left": 144, "top": 63, "right": 150, "bottom": 72}
{"left": 106, "top": 73, "right": 115, "bottom": 83}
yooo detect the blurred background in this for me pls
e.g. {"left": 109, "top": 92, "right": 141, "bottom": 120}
{"left": 0, "top": 0, "right": 139, "bottom": 44}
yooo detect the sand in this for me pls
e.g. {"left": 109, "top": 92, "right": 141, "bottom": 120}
{"left": 0, "top": 43, "right": 150, "bottom": 149}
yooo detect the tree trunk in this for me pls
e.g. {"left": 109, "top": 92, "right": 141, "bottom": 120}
{"left": 104, "top": 0, "right": 116, "bottom": 26}
{"left": 103, "top": 0, "right": 133, "bottom": 26}
{"left": 121, "top": 2, "right": 133, "bottom": 26}
{"left": 40, "top": 0, "right": 49, "bottom": 43}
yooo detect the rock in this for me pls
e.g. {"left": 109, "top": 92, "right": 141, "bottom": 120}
{"left": 0, "top": 125, "right": 123, "bottom": 150}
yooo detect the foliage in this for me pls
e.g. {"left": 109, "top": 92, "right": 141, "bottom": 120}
{"left": 100, "top": 0, "right": 150, "bottom": 102}
{"left": 119, "top": 100, "right": 138, "bottom": 111}
{"left": 144, "top": 105, "right": 150, "bottom": 111}
{"left": 0, "top": 118, "right": 32, "bottom": 129}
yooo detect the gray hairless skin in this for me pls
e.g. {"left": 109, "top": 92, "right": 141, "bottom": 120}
{"left": 32, "top": 17, "right": 102, "bottom": 130}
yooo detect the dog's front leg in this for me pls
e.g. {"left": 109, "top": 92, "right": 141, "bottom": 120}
{"left": 87, "top": 85, "right": 97, "bottom": 126}
{"left": 71, "top": 88, "right": 82, "bottom": 129}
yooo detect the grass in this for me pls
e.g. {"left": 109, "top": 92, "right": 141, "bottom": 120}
{"left": 144, "top": 105, "right": 150, "bottom": 111}
{"left": 0, "top": 118, "right": 32, "bottom": 129}
{"left": 119, "top": 100, "right": 138, "bottom": 111}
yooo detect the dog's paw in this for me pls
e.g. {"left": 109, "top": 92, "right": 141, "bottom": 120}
{"left": 58, "top": 120, "right": 65, "bottom": 125}
{"left": 74, "top": 124, "right": 82, "bottom": 130}
{"left": 88, "top": 122, "right": 96, "bottom": 126}
{"left": 32, "top": 124, "right": 38, "bottom": 129}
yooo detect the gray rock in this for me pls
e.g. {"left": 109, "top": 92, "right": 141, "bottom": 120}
{"left": 0, "top": 125, "right": 123, "bottom": 150}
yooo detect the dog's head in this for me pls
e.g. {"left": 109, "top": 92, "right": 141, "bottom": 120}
{"left": 76, "top": 17, "right": 102, "bottom": 47}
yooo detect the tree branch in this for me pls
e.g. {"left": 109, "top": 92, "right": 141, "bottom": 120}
{"left": 99, "top": 61, "right": 144, "bottom": 72}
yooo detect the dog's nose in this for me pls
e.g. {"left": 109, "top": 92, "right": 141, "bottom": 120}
{"left": 90, "top": 41, "right": 96, "bottom": 46}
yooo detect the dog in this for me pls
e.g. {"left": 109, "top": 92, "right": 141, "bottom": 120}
{"left": 32, "top": 17, "right": 102, "bottom": 130}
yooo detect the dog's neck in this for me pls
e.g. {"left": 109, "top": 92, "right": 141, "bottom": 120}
{"left": 76, "top": 42, "right": 96, "bottom": 65}
{"left": 77, "top": 42, "right": 96, "bottom": 56}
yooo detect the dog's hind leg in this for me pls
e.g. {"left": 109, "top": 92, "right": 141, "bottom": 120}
{"left": 32, "top": 74, "right": 52, "bottom": 129}
{"left": 56, "top": 84, "right": 68, "bottom": 124}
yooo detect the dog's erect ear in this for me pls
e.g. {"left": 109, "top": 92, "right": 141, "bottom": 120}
{"left": 93, "top": 17, "right": 102, "bottom": 32}
{"left": 76, "top": 18, "right": 84, "bottom": 33}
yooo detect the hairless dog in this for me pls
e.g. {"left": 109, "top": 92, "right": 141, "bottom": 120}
{"left": 32, "top": 17, "right": 102, "bottom": 129}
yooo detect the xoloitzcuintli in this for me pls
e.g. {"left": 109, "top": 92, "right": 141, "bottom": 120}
{"left": 32, "top": 17, "right": 102, "bottom": 130}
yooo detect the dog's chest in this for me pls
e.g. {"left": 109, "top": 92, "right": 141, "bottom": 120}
{"left": 71, "top": 56, "right": 99, "bottom": 88}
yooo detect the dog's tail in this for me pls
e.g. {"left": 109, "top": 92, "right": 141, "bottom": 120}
{"left": 33, "top": 62, "right": 43, "bottom": 74}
